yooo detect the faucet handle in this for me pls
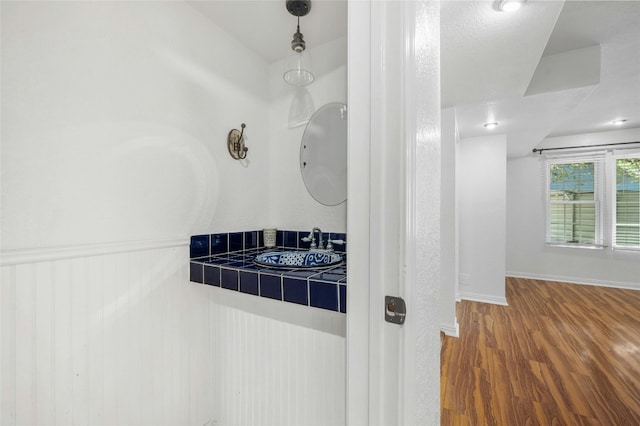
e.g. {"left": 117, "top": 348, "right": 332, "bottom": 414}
{"left": 301, "top": 235, "right": 317, "bottom": 249}
{"left": 325, "top": 239, "right": 345, "bottom": 251}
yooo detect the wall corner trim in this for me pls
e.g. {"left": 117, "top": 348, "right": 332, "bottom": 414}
{"left": 1, "top": 237, "right": 189, "bottom": 266}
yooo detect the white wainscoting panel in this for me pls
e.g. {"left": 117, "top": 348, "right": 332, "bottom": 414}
{"left": 2, "top": 242, "right": 347, "bottom": 426}
{"left": 206, "top": 286, "right": 347, "bottom": 426}
{"left": 1, "top": 242, "right": 213, "bottom": 426}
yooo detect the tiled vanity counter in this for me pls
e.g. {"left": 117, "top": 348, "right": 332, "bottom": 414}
{"left": 189, "top": 230, "right": 347, "bottom": 313}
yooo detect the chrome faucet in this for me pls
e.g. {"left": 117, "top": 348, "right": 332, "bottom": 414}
{"left": 311, "top": 227, "right": 324, "bottom": 249}
{"left": 302, "top": 229, "right": 345, "bottom": 252}
{"left": 303, "top": 227, "right": 324, "bottom": 250}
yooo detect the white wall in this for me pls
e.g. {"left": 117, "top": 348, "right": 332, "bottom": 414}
{"left": 268, "top": 37, "right": 348, "bottom": 233}
{"left": 440, "top": 108, "right": 459, "bottom": 335}
{"left": 1, "top": 1, "right": 272, "bottom": 249}
{"left": 458, "top": 135, "right": 508, "bottom": 305}
{"left": 506, "top": 139, "right": 640, "bottom": 290}
{"left": 1, "top": 2, "right": 347, "bottom": 425}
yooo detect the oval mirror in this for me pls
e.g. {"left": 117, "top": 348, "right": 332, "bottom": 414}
{"left": 300, "top": 102, "right": 347, "bottom": 206}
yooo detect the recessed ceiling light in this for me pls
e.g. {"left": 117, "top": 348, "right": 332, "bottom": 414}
{"left": 612, "top": 119, "right": 628, "bottom": 125}
{"left": 484, "top": 122, "right": 499, "bottom": 129}
{"left": 499, "top": 0, "right": 524, "bottom": 12}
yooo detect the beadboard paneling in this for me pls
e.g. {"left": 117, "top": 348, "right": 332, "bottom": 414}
{"left": 2, "top": 243, "right": 346, "bottom": 426}
{"left": 1, "top": 243, "right": 213, "bottom": 426}
{"left": 208, "top": 286, "right": 346, "bottom": 426}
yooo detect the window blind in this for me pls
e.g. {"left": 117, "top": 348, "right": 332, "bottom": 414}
{"left": 612, "top": 150, "right": 640, "bottom": 249}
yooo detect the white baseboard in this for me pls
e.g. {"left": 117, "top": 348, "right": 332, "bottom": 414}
{"left": 459, "top": 291, "right": 509, "bottom": 306}
{"left": 440, "top": 321, "right": 459, "bottom": 337}
{"left": 506, "top": 271, "right": 640, "bottom": 291}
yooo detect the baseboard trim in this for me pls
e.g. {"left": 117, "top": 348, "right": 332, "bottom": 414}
{"left": 459, "top": 291, "right": 509, "bottom": 306}
{"left": 440, "top": 321, "right": 460, "bottom": 337}
{"left": 506, "top": 271, "right": 640, "bottom": 292}
{"left": 1, "top": 237, "right": 189, "bottom": 266}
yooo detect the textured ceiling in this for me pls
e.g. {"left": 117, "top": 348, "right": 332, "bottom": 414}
{"left": 540, "top": 1, "right": 640, "bottom": 138}
{"left": 442, "top": 1, "right": 640, "bottom": 157}
{"left": 439, "top": 0, "right": 564, "bottom": 108}
{"left": 189, "top": 0, "right": 640, "bottom": 158}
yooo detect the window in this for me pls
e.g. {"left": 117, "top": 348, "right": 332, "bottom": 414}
{"left": 547, "top": 158, "right": 603, "bottom": 246}
{"left": 545, "top": 151, "right": 640, "bottom": 250}
{"left": 614, "top": 156, "right": 640, "bottom": 248}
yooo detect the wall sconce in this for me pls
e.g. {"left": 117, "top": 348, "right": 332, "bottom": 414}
{"left": 227, "top": 123, "right": 248, "bottom": 160}
{"left": 283, "top": 0, "right": 315, "bottom": 87}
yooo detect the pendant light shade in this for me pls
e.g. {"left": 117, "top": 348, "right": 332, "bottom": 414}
{"left": 288, "top": 87, "right": 315, "bottom": 127}
{"left": 284, "top": 50, "right": 315, "bottom": 87}
{"left": 283, "top": 0, "right": 314, "bottom": 87}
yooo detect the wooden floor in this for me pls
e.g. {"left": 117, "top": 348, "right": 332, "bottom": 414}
{"left": 441, "top": 277, "right": 640, "bottom": 425}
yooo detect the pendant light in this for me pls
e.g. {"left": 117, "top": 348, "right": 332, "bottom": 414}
{"left": 283, "top": 0, "right": 315, "bottom": 87}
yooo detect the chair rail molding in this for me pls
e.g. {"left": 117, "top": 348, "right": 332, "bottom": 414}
{"left": 1, "top": 237, "right": 189, "bottom": 266}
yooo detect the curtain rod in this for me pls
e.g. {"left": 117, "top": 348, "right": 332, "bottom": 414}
{"left": 533, "top": 141, "right": 640, "bottom": 155}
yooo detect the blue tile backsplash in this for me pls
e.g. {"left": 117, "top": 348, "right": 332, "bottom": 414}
{"left": 190, "top": 234, "right": 210, "bottom": 258}
{"left": 189, "top": 230, "right": 347, "bottom": 313}
{"left": 228, "top": 232, "right": 243, "bottom": 252}
{"left": 211, "top": 233, "right": 228, "bottom": 254}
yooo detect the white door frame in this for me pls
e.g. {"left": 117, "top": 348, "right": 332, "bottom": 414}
{"left": 345, "top": 0, "right": 373, "bottom": 423}
{"left": 346, "top": 1, "right": 442, "bottom": 425}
